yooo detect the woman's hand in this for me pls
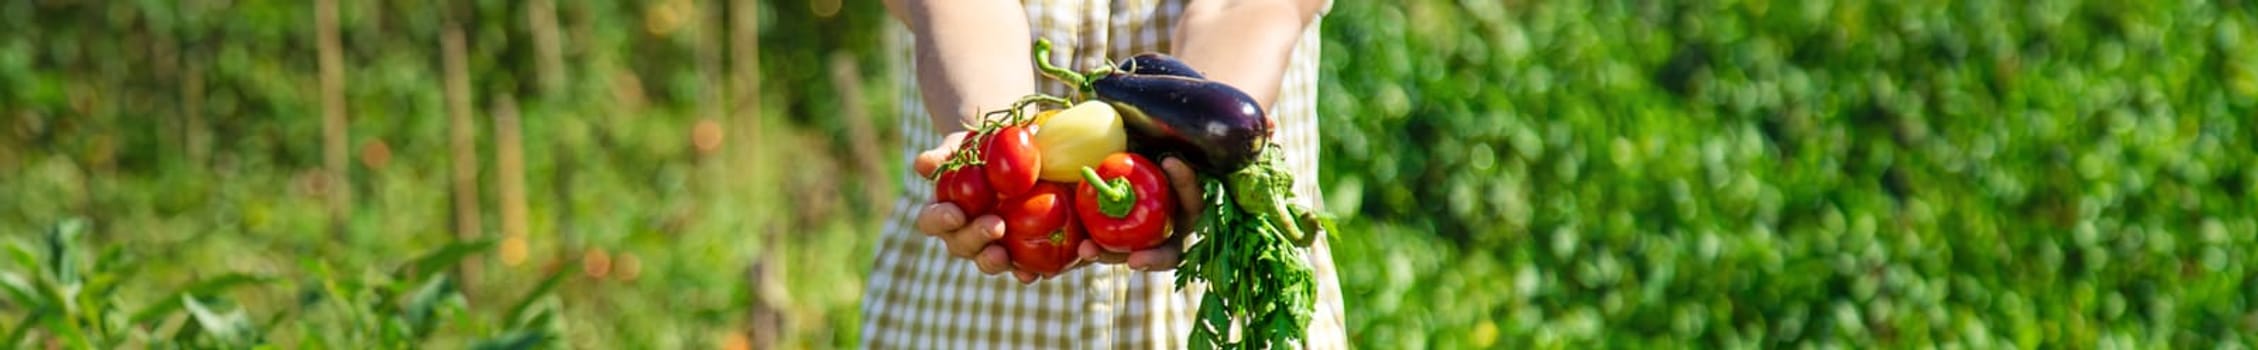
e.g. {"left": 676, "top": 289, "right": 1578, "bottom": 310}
{"left": 1077, "top": 157, "right": 1204, "bottom": 271}
{"left": 911, "top": 132, "right": 1024, "bottom": 283}
{"left": 912, "top": 132, "right": 1088, "bottom": 284}
{"left": 1105, "top": 0, "right": 1323, "bottom": 270}
{"left": 915, "top": 132, "right": 1200, "bottom": 279}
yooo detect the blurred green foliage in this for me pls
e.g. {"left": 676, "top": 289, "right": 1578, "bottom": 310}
{"left": 3, "top": 0, "right": 892, "bottom": 347}
{"left": 0, "top": 219, "right": 565, "bottom": 348}
{"left": 7, "top": 0, "right": 2258, "bottom": 348}
{"left": 1322, "top": 0, "right": 2258, "bottom": 348}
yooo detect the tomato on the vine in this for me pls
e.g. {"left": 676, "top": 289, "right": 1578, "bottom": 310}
{"left": 982, "top": 126, "right": 1042, "bottom": 197}
{"left": 935, "top": 163, "right": 996, "bottom": 217}
{"left": 1076, "top": 153, "right": 1176, "bottom": 252}
{"left": 998, "top": 181, "right": 1083, "bottom": 276}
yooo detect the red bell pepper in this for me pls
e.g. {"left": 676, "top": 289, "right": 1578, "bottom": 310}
{"left": 1076, "top": 153, "right": 1177, "bottom": 252}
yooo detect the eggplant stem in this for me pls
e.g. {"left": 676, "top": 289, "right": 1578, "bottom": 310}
{"left": 1080, "top": 166, "right": 1137, "bottom": 218}
{"left": 1033, "top": 39, "right": 1088, "bottom": 95}
{"left": 1079, "top": 65, "right": 1116, "bottom": 97}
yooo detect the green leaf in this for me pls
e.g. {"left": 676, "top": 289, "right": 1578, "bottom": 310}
{"left": 396, "top": 239, "right": 497, "bottom": 282}
{"left": 180, "top": 295, "right": 255, "bottom": 346}
{"left": 4, "top": 310, "right": 44, "bottom": 348}
{"left": 40, "top": 301, "right": 91, "bottom": 348}
{"left": 515, "top": 307, "right": 557, "bottom": 333}
{"left": 259, "top": 308, "right": 293, "bottom": 341}
{"left": 503, "top": 266, "right": 571, "bottom": 328}
{"left": 3, "top": 242, "right": 37, "bottom": 276}
{"left": 469, "top": 329, "right": 552, "bottom": 350}
{"left": 1176, "top": 161, "right": 1317, "bottom": 347}
{"left": 401, "top": 274, "right": 456, "bottom": 339}
{"left": 90, "top": 244, "right": 133, "bottom": 292}
{"left": 0, "top": 272, "right": 40, "bottom": 308}
{"left": 130, "top": 273, "right": 273, "bottom": 325}
{"left": 31, "top": 264, "right": 79, "bottom": 318}
{"left": 304, "top": 261, "right": 375, "bottom": 343}
{"left": 44, "top": 219, "right": 83, "bottom": 285}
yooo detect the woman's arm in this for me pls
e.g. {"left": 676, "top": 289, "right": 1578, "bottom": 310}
{"left": 1171, "top": 0, "right": 1327, "bottom": 108}
{"left": 890, "top": 0, "right": 1057, "bottom": 283}
{"left": 888, "top": 0, "right": 1037, "bottom": 133}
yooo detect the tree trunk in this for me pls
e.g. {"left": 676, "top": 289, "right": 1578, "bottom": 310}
{"left": 316, "top": 0, "right": 350, "bottom": 240}
{"left": 731, "top": 0, "right": 778, "bottom": 347}
{"left": 442, "top": 13, "right": 483, "bottom": 297}
{"left": 731, "top": 0, "right": 762, "bottom": 150}
{"left": 830, "top": 53, "right": 885, "bottom": 210}
{"left": 528, "top": 0, "right": 565, "bottom": 96}
{"left": 540, "top": 0, "right": 581, "bottom": 260}
{"left": 183, "top": 52, "right": 207, "bottom": 167}
{"left": 495, "top": 95, "right": 529, "bottom": 267}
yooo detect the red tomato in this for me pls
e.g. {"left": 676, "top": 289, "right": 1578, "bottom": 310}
{"left": 1076, "top": 153, "right": 1176, "bottom": 252}
{"left": 982, "top": 126, "right": 1043, "bottom": 197}
{"left": 998, "top": 182, "right": 1083, "bottom": 276}
{"left": 935, "top": 164, "right": 996, "bottom": 217}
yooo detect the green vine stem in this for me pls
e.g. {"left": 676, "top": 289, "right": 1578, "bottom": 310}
{"left": 930, "top": 131, "right": 988, "bottom": 179}
{"left": 1033, "top": 39, "right": 1086, "bottom": 93}
{"left": 1032, "top": 39, "right": 1119, "bottom": 99}
{"left": 1008, "top": 94, "right": 1073, "bottom": 124}
{"left": 940, "top": 92, "right": 1072, "bottom": 179}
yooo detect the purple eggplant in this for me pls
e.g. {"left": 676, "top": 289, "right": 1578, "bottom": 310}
{"left": 1091, "top": 72, "right": 1273, "bottom": 174}
{"left": 1117, "top": 53, "right": 1205, "bottom": 79}
{"left": 1029, "top": 40, "right": 1272, "bottom": 174}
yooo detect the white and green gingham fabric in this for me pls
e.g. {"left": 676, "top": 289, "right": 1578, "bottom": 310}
{"left": 861, "top": 1, "right": 1343, "bottom": 348}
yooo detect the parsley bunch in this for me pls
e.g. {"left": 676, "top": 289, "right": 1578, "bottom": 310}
{"left": 1177, "top": 149, "right": 1329, "bottom": 349}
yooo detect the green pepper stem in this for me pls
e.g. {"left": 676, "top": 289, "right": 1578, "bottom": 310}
{"left": 1080, "top": 166, "right": 1137, "bottom": 218}
{"left": 1033, "top": 39, "right": 1087, "bottom": 91}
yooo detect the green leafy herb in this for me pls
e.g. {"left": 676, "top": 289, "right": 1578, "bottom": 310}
{"left": 1177, "top": 149, "right": 1325, "bottom": 349}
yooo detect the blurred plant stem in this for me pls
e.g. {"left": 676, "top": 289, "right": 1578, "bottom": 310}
{"left": 496, "top": 95, "right": 530, "bottom": 267}
{"left": 442, "top": 6, "right": 483, "bottom": 301}
{"left": 316, "top": 0, "right": 349, "bottom": 241}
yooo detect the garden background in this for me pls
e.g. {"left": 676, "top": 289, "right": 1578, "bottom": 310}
{"left": 4, "top": 0, "right": 2258, "bottom": 348}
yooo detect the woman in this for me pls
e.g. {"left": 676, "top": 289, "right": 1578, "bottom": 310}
{"left": 863, "top": 0, "right": 1343, "bottom": 348}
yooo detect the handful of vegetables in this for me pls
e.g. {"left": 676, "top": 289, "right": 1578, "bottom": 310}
{"left": 928, "top": 39, "right": 1330, "bottom": 348}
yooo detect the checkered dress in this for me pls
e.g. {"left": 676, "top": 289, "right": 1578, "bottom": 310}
{"left": 861, "top": 1, "right": 1343, "bottom": 348}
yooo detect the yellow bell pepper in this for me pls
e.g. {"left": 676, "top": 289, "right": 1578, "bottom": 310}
{"left": 1032, "top": 101, "right": 1127, "bottom": 182}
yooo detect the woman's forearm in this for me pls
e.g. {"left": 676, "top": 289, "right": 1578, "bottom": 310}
{"left": 892, "top": 0, "right": 1037, "bottom": 134}
{"left": 1171, "top": 0, "right": 1325, "bottom": 109}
